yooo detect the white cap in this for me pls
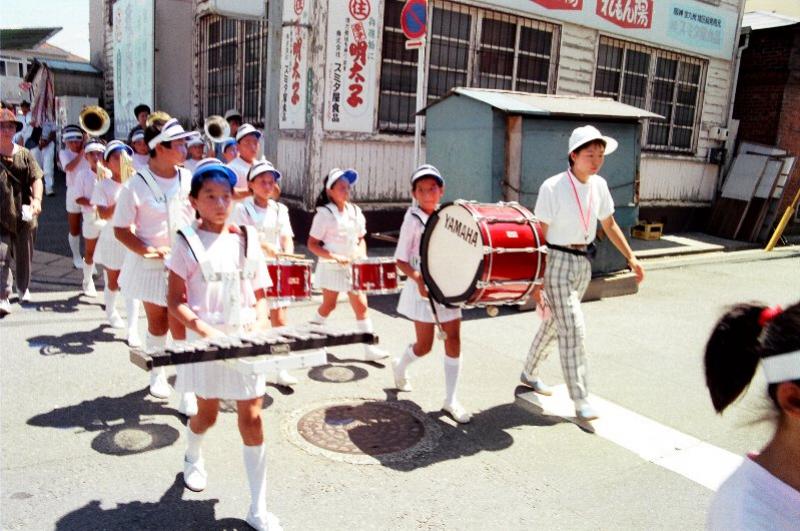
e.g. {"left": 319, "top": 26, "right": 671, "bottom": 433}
{"left": 84, "top": 138, "right": 106, "bottom": 154}
{"left": 411, "top": 164, "right": 444, "bottom": 186}
{"left": 236, "top": 123, "right": 262, "bottom": 142}
{"left": 147, "top": 118, "right": 196, "bottom": 149}
{"left": 567, "top": 125, "right": 618, "bottom": 155}
{"left": 186, "top": 133, "right": 205, "bottom": 147}
{"left": 131, "top": 129, "right": 145, "bottom": 142}
{"left": 224, "top": 108, "right": 242, "bottom": 121}
{"left": 62, "top": 125, "right": 83, "bottom": 142}
{"left": 248, "top": 159, "right": 282, "bottom": 182}
{"left": 324, "top": 168, "right": 358, "bottom": 189}
{"left": 104, "top": 140, "right": 133, "bottom": 160}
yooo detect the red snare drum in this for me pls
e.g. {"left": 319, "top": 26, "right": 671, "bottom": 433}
{"left": 266, "top": 259, "right": 313, "bottom": 301}
{"left": 350, "top": 258, "right": 400, "bottom": 295}
{"left": 420, "top": 201, "right": 545, "bottom": 307}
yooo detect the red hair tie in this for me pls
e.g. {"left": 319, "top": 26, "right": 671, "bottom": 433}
{"left": 758, "top": 305, "right": 783, "bottom": 328}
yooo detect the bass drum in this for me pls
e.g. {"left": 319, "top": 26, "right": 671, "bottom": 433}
{"left": 420, "top": 200, "right": 546, "bottom": 308}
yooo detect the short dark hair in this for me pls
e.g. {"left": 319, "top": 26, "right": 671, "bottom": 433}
{"left": 190, "top": 171, "right": 234, "bottom": 198}
{"left": 134, "top": 104, "right": 151, "bottom": 117}
{"left": 568, "top": 139, "right": 607, "bottom": 167}
{"left": 412, "top": 176, "right": 444, "bottom": 192}
{"left": 21, "top": 100, "right": 30, "bottom": 108}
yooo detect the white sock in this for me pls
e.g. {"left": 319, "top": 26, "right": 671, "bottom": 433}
{"left": 145, "top": 331, "right": 167, "bottom": 353}
{"left": 356, "top": 318, "right": 373, "bottom": 333}
{"left": 68, "top": 234, "right": 81, "bottom": 260}
{"left": 396, "top": 344, "right": 421, "bottom": 373}
{"left": 82, "top": 262, "right": 94, "bottom": 285}
{"left": 103, "top": 287, "right": 119, "bottom": 316}
{"left": 444, "top": 356, "right": 462, "bottom": 405}
{"left": 126, "top": 297, "right": 140, "bottom": 330}
{"left": 185, "top": 425, "right": 204, "bottom": 463}
{"left": 310, "top": 311, "right": 328, "bottom": 325}
{"left": 243, "top": 443, "right": 268, "bottom": 519}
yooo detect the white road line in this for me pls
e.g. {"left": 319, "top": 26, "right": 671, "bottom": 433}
{"left": 516, "top": 384, "right": 743, "bottom": 491}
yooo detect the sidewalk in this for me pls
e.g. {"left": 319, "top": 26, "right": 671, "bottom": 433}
{"left": 630, "top": 232, "right": 758, "bottom": 259}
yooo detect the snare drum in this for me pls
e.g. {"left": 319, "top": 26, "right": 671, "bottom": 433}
{"left": 420, "top": 201, "right": 545, "bottom": 307}
{"left": 351, "top": 257, "right": 400, "bottom": 295}
{"left": 266, "top": 259, "right": 313, "bottom": 301}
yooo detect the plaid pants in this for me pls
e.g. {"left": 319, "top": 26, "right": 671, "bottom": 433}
{"left": 523, "top": 248, "right": 592, "bottom": 400}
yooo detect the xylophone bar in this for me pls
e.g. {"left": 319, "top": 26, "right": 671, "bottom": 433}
{"left": 129, "top": 330, "right": 378, "bottom": 371}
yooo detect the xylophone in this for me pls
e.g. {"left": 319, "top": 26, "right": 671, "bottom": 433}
{"left": 130, "top": 326, "right": 378, "bottom": 374}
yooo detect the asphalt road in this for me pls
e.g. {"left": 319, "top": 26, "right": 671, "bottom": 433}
{"left": 2, "top": 227, "right": 798, "bottom": 530}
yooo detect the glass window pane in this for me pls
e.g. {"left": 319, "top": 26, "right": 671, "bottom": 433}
{"left": 655, "top": 57, "right": 677, "bottom": 79}
{"left": 679, "top": 62, "right": 701, "bottom": 84}
{"left": 672, "top": 127, "right": 692, "bottom": 148}
{"left": 597, "top": 43, "right": 622, "bottom": 69}
{"left": 516, "top": 81, "right": 547, "bottom": 94}
{"left": 481, "top": 18, "right": 515, "bottom": 49}
{"left": 478, "top": 49, "right": 514, "bottom": 77}
{"left": 674, "top": 105, "right": 695, "bottom": 126}
{"left": 647, "top": 122, "right": 669, "bottom": 145}
{"left": 429, "top": 39, "right": 469, "bottom": 70}
{"left": 594, "top": 69, "right": 620, "bottom": 95}
{"left": 677, "top": 85, "right": 697, "bottom": 105}
{"left": 624, "top": 49, "right": 650, "bottom": 74}
{"left": 520, "top": 27, "right": 552, "bottom": 56}
{"left": 380, "top": 63, "right": 417, "bottom": 93}
{"left": 432, "top": 8, "right": 471, "bottom": 41}
{"left": 518, "top": 55, "right": 549, "bottom": 84}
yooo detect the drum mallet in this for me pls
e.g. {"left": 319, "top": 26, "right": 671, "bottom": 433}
{"left": 427, "top": 298, "right": 448, "bottom": 340}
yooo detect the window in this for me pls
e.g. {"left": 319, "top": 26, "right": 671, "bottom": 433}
{"left": 197, "top": 15, "right": 268, "bottom": 126}
{"left": 594, "top": 36, "right": 706, "bottom": 153}
{"left": 379, "top": 0, "right": 560, "bottom": 133}
{"left": 0, "top": 61, "right": 6, "bottom": 76}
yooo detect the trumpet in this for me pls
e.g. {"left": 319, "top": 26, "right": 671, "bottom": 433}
{"left": 79, "top": 105, "right": 111, "bottom": 137}
{"left": 204, "top": 115, "right": 230, "bottom": 143}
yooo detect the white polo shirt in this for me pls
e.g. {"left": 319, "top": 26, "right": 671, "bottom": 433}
{"left": 227, "top": 156, "right": 253, "bottom": 190}
{"left": 534, "top": 171, "right": 614, "bottom": 245}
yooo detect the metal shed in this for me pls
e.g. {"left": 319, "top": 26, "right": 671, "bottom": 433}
{"left": 422, "top": 87, "right": 662, "bottom": 276}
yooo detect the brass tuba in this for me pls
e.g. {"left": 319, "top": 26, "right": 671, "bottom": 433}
{"left": 204, "top": 115, "right": 230, "bottom": 143}
{"left": 79, "top": 105, "right": 111, "bottom": 136}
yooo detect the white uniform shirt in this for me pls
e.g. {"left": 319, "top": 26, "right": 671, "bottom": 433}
{"left": 91, "top": 177, "right": 124, "bottom": 211}
{"left": 58, "top": 149, "right": 89, "bottom": 189}
{"left": 227, "top": 156, "right": 253, "bottom": 190}
{"left": 132, "top": 153, "right": 149, "bottom": 171}
{"left": 113, "top": 168, "right": 193, "bottom": 248}
{"left": 309, "top": 203, "right": 366, "bottom": 256}
{"left": 31, "top": 143, "right": 54, "bottom": 182}
{"left": 534, "top": 171, "right": 614, "bottom": 245}
{"left": 394, "top": 206, "right": 429, "bottom": 271}
{"left": 165, "top": 227, "right": 270, "bottom": 324}
{"left": 229, "top": 197, "right": 294, "bottom": 248}
{"left": 184, "top": 158, "right": 201, "bottom": 174}
{"left": 73, "top": 168, "right": 102, "bottom": 216}
{"left": 707, "top": 456, "right": 800, "bottom": 530}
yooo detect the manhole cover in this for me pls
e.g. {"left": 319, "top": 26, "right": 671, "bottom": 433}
{"left": 284, "top": 399, "right": 441, "bottom": 465}
{"left": 321, "top": 366, "right": 356, "bottom": 382}
{"left": 308, "top": 364, "right": 368, "bottom": 384}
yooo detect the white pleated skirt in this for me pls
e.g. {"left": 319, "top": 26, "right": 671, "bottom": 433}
{"left": 175, "top": 328, "right": 266, "bottom": 400}
{"left": 397, "top": 279, "right": 462, "bottom": 324}
{"left": 95, "top": 225, "right": 128, "bottom": 270}
{"left": 119, "top": 252, "right": 168, "bottom": 305}
{"left": 313, "top": 260, "right": 352, "bottom": 293}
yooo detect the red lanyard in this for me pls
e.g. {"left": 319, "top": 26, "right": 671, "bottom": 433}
{"left": 567, "top": 169, "right": 592, "bottom": 242}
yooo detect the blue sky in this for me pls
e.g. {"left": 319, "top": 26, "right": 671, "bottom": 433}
{"left": 2, "top": 0, "right": 91, "bottom": 59}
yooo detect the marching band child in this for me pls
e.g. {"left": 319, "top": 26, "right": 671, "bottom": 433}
{"left": 113, "top": 117, "right": 196, "bottom": 402}
{"left": 220, "top": 138, "right": 238, "bottom": 164}
{"left": 307, "top": 168, "right": 388, "bottom": 362}
{"left": 73, "top": 138, "right": 107, "bottom": 297}
{"left": 392, "top": 164, "right": 471, "bottom": 423}
{"left": 129, "top": 128, "right": 150, "bottom": 171}
{"left": 227, "top": 123, "right": 262, "bottom": 198}
{"left": 184, "top": 135, "right": 206, "bottom": 173}
{"left": 58, "top": 125, "right": 88, "bottom": 269}
{"left": 229, "top": 159, "right": 298, "bottom": 386}
{"left": 165, "top": 161, "right": 282, "bottom": 531}
{"left": 92, "top": 140, "right": 135, "bottom": 333}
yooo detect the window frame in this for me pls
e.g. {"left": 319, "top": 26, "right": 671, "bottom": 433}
{"left": 593, "top": 35, "right": 707, "bottom": 154}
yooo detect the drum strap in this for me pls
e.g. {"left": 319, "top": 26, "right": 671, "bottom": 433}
{"left": 177, "top": 225, "right": 259, "bottom": 282}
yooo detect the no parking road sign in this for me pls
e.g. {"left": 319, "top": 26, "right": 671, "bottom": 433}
{"left": 400, "top": 0, "right": 427, "bottom": 41}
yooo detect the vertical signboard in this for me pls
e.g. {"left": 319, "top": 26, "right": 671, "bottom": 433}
{"left": 323, "top": 0, "right": 380, "bottom": 133}
{"left": 113, "top": 0, "right": 155, "bottom": 139}
{"left": 279, "top": 0, "right": 310, "bottom": 129}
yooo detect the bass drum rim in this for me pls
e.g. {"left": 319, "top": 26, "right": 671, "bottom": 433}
{"left": 419, "top": 202, "right": 485, "bottom": 308}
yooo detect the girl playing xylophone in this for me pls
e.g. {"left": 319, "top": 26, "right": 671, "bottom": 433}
{"left": 705, "top": 302, "right": 800, "bottom": 529}
{"left": 92, "top": 140, "right": 135, "bottom": 331}
{"left": 307, "top": 168, "right": 388, "bottom": 362}
{"left": 392, "top": 165, "right": 471, "bottom": 423}
{"left": 73, "top": 138, "right": 107, "bottom": 297}
{"left": 229, "top": 159, "right": 298, "bottom": 386}
{"left": 165, "top": 161, "right": 282, "bottom": 531}
{"left": 113, "top": 117, "right": 196, "bottom": 404}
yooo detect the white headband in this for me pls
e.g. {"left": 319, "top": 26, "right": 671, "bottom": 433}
{"left": 762, "top": 350, "right": 800, "bottom": 384}
{"left": 147, "top": 118, "right": 193, "bottom": 149}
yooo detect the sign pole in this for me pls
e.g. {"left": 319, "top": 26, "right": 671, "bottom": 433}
{"left": 414, "top": 45, "right": 425, "bottom": 167}
{"left": 401, "top": 0, "right": 427, "bottom": 167}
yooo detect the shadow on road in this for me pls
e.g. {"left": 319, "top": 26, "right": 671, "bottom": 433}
{"left": 27, "top": 322, "right": 123, "bottom": 356}
{"left": 54, "top": 473, "right": 250, "bottom": 530}
{"left": 27, "top": 293, "right": 98, "bottom": 314}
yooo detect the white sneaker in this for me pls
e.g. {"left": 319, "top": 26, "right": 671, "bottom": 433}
{"left": 17, "top": 289, "right": 31, "bottom": 303}
{"left": 107, "top": 311, "right": 125, "bottom": 329}
{"left": 442, "top": 400, "right": 472, "bottom": 424}
{"left": 127, "top": 329, "right": 142, "bottom": 348}
{"left": 519, "top": 372, "right": 553, "bottom": 396}
{"left": 183, "top": 456, "right": 207, "bottom": 492}
{"left": 72, "top": 257, "right": 83, "bottom": 269}
{"left": 0, "top": 299, "right": 11, "bottom": 316}
{"left": 392, "top": 358, "right": 412, "bottom": 392}
{"left": 82, "top": 279, "right": 97, "bottom": 297}
{"left": 574, "top": 399, "right": 599, "bottom": 421}
{"left": 274, "top": 370, "right": 298, "bottom": 386}
{"left": 363, "top": 345, "right": 389, "bottom": 361}
{"left": 149, "top": 368, "right": 171, "bottom": 399}
{"left": 246, "top": 510, "right": 283, "bottom": 531}
{"left": 178, "top": 392, "right": 198, "bottom": 417}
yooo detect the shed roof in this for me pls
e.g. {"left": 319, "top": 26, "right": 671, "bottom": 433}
{"left": 420, "top": 88, "right": 663, "bottom": 120}
{"left": 44, "top": 59, "right": 101, "bottom": 75}
{"left": 0, "top": 27, "right": 61, "bottom": 51}
{"left": 742, "top": 11, "right": 800, "bottom": 30}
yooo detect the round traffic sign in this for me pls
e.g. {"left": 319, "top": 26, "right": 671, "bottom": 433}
{"left": 400, "top": 0, "right": 427, "bottom": 41}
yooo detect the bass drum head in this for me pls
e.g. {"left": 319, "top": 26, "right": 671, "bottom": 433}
{"left": 420, "top": 203, "right": 484, "bottom": 307}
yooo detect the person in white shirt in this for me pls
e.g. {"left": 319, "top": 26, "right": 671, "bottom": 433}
{"left": 129, "top": 128, "right": 150, "bottom": 171}
{"left": 306, "top": 168, "right": 389, "bottom": 362}
{"left": 184, "top": 134, "right": 206, "bottom": 174}
{"left": 705, "top": 301, "right": 800, "bottom": 530}
{"left": 59, "top": 125, "right": 89, "bottom": 269}
{"left": 226, "top": 123, "right": 262, "bottom": 199}
{"left": 220, "top": 138, "right": 238, "bottom": 164}
{"left": 73, "top": 138, "right": 107, "bottom": 297}
{"left": 224, "top": 108, "right": 242, "bottom": 139}
{"left": 520, "top": 125, "right": 644, "bottom": 421}
{"left": 113, "top": 116, "right": 196, "bottom": 405}
{"left": 18, "top": 101, "right": 33, "bottom": 147}
{"left": 31, "top": 122, "right": 56, "bottom": 196}
{"left": 391, "top": 164, "right": 471, "bottom": 423}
